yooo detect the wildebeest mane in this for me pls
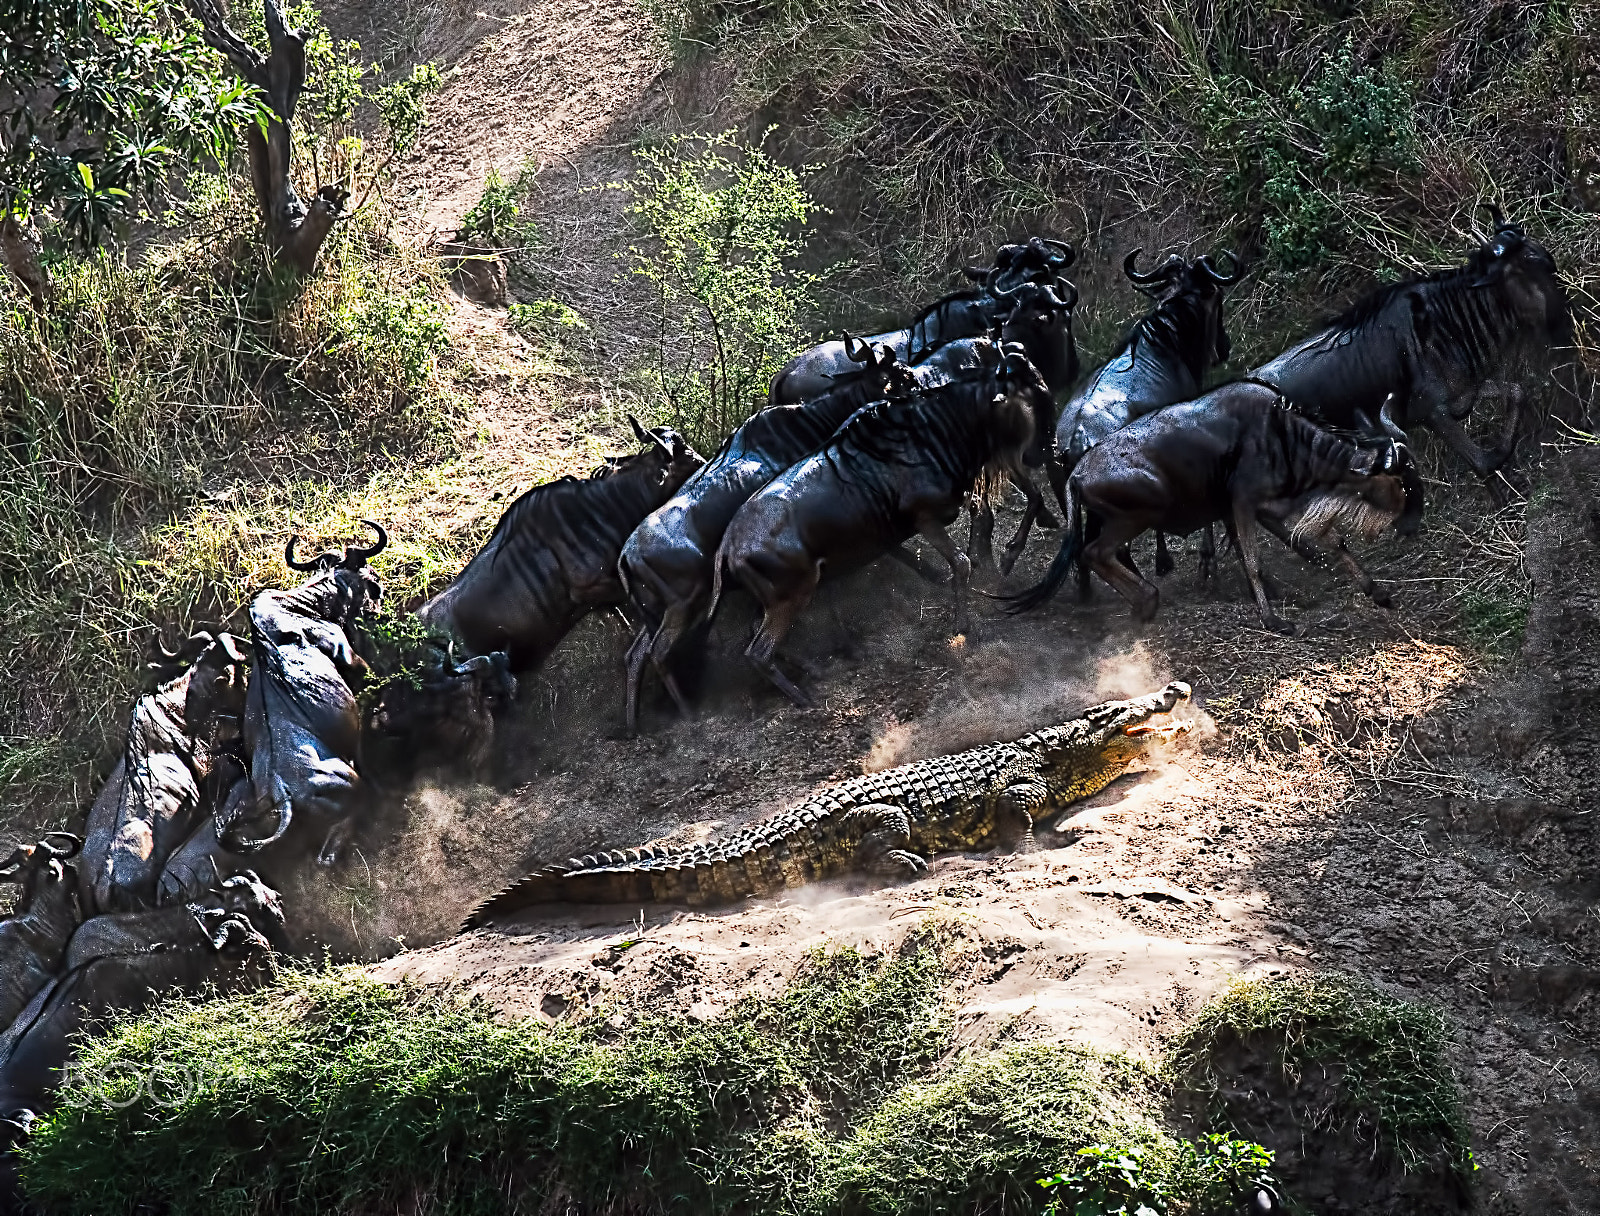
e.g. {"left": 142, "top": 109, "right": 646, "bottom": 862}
{"left": 481, "top": 460, "right": 657, "bottom": 576}
{"left": 822, "top": 383, "right": 989, "bottom": 488}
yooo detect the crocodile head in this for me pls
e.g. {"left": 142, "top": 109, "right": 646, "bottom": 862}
{"left": 1026, "top": 681, "right": 1193, "bottom": 810}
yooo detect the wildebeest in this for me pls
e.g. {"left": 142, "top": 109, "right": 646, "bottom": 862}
{"left": 0, "top": 871, "right": 280, "bottom": 1156}
{"left": 1049, "top": 249, "right": 1241, "bottom": 584}
{"left": 768, "top": 238, "right": 1075, "bottom": 406}
{"left": 714, "top": 343, "right": 1050, "bottom": 704}
{"left": 366, "top": 646, "right": 517, "bottom": 777}
{"left": 1006, "top": 381, "right": 1420, "bottom": 632}
{"left": 234, "top": 522, "right": 386, "bottom": 866}
{"left": 419, "top": 418, "right": 702, "bottom": 672}
{"left": 81, "top": 632, "right": 249, "bottom": 914}
{"left": 1251, "top": 206, "right": 1570, "bottom": 504}
{"left": 0, "top": 836, "right": 84, "bottom": 1031}
{"left": 620, "top": 339, "right": 915, "bottom": 730}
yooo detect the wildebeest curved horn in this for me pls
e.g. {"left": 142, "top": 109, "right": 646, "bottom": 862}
{"left": 987, "top": 265, "right": 1025, "bottom": 301}
{"left": 40, "top": 833, "right": 81, "bottom": 860}
{"left": 843, "top": 332, "right": 872, "bottom": 364}
{"left": 1198, "top": 250, "right": 1242, "bottom": 286}
{"left": 342, "top": 519, "right": 387, "bottom": 568}
{"left": 1123, "top": 249, "right": 1165, "bottom": 286}
{"left": 964, "top": 264, "right": 995, "bottom": 282}
{"left": 1042, "top": 238, "right": 1075, "bottom": 268}
{"left": 1478, "top": 201, "right": 1507, "bottom": 232}
{"left": 225, "top": 805, "right": 293, "bottom": 854}
{"left": 284, "top": 535, "right": 325, "bottom": 572}
{"left": 628, "top": 414, "right": 650, "bottom": 445}
{"left": 1378, "top": 394, "right": 1409, "bottom": 443}
{"left": 1046, "top": 279, "right": 1080, "bottom": 312}
{"left": 149, "top": 634, "right": 182, "bottom": 663}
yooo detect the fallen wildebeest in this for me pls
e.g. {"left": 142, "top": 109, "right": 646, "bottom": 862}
{"left": 1051, "top": 249, "right": 1241, "bottom": 583}
{"left": 1006, "top": 380, "right": 1421, "bottom": 632}
{"left": 0, "top": 836, "right": 84, "bottom": 1032}
{"left": 619, "top": 339, "right": 914, "bottom": 730}
{"left": 714, "top": 343, "right": 1050, "bottom": 705}
{"left": 233, "top": 522, "right": 386, "bottom": 866}
{"left": 419, "top": 418, "right": 702, "bottom": 672}
{"left": 767, "top": 238, "right": 1075, "bottom": 405}
{"left": 0, "top": 871, "right": 281, "bottom": 1159}
{"left": 80, "top": 632, "right": 249, "bottom": 914}
{"left": 1252, "top": 205, "right": 1570, "bottom": 504}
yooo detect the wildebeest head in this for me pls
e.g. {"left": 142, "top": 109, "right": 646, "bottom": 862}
{"left": 990, "top": 343, "right": 1052, "bottom": 455}
{"left": 284, "top": 519, "right": 388, "bottom": 627}
{"left": 215, "top": 868, "right": 286, "bottom": 926}
{"left": 1471, "top": 204, "right": 1573, "bottom": 345}
{"left": 0, "top": 834, "right": 81, "bottom": 898}
{"left": 842, "top": 332, "right": 919, "bottom": 401}
{"left": 617, "top": 414, "right": 704, "bottom": 495}
{"left": 1292, "top": 397, "right": 1417, "bottom": 546}
{"left": 989, "top": 277, "right": 1079, "bottom": 392}
{"left": 181, "top": 633, "right": 251, "bottom": 744}
{"left": 1125, "top": 248, "right": 1242, "bottom": 368}
{"left": 965, "top": 236, "right": 1075, "bottom": 294}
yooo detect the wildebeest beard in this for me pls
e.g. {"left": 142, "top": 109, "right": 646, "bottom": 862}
{"left": 1289, "top": 490, "right": 1397, "bottom": 546}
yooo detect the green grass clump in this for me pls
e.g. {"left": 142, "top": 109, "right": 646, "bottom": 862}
{"left": 1457, "top": 590, "right": 1530, "bottom": 656}
{"left": 1166, "top": 973, "right": 1472, "bottom": 1177}
{"left": 21, "top": 941, "right": 1339, "bottom": 1216}
{"left": 21, "top": 950, "right": 1467, "bottom": 1215}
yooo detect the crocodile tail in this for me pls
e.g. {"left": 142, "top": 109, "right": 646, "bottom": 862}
{"left": 459, "top": 844, "right": 780, "bottom": 932}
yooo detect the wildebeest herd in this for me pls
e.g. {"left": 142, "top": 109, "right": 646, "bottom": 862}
{"left": 0, "top": 207, "right": 1570, "bottom": 1193}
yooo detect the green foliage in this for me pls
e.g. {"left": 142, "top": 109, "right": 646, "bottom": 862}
{"left": 620, "top": 129, "right": 820, "bottom": 447}
{"left": 460, "top": 166, "right": 538, "bottom": 247}
{"left": 1166, "top": 973, "right": 1472, "bottom": 1176}
{"left": 1039, "top": 1136, "right": 1278, "bottom": 1216}
{"left": 0, "top": 0, "right": 267, "bottom": 244}
{"left": 1457, "top": 590, "right": 1529, "bottom": 656}
{"left": 507, "top": 298, "right": 587, "bottom": 339}
{"left": 1200, "top": 40, "right": 1420, "bottom": 269}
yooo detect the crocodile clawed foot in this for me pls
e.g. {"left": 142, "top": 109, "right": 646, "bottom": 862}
{"left": 873, "top": 849, "right": 929, "bottom": 878}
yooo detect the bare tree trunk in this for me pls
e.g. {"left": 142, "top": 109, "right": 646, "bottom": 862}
{"left": 0, "top": 215, "right": 50, "bottom": 307}
{"left": 187, "top": 0, "right": 348, "bottom": 275}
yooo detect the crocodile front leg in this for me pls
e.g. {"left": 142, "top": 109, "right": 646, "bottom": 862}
{"left": 995, "top": 779, "right": 1050, "bottom": 854}
{"left": 844, "top": 803, "right": 928, "bottom": 876}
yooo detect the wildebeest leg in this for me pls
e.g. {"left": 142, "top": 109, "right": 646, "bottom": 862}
{"left": 1154, "top": 532, "right": 1175, "bottom": 577}
{"left": 966, "top": 497, "right": 998, "bottom": 580}
{"left": 1426, "top": 404, "right": 1511, "bottom": 504}
{"left": 1197, "top": 525, "right": 1217, "bottom": 585}
{"left": 1233, "top": 505, "right": 1293, "bottom": 635}
{"left": 645, "top": 602, "right": 700, "bottom": 722}
{"left": 999, "top": 472, "right": 1054, "bottom": 576}
{"left": 1047, "top": 455, "right": 1070, "bottom": 519}
{"left": 1258, "top": 515, "right": 1392, "bottom": 608}
{"left": 744, "top": 572, "right": 819, "bottom": 709}
{"left": 1083, "top": 518, "right": 1160, "bottom": 621}
{"left": 916, "top": 519, "right": 973, "bottom": 636}
{"left": 886, "top": 545, "right": 951, "bottom": 586}
{"left": 623, "top": 625, "right": 653, "bottom": 735}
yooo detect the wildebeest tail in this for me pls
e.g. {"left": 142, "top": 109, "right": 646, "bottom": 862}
{"left": 1002, "top": 485, "right": 1081, "bottom": 614}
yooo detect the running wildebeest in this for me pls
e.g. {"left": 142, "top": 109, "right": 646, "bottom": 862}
{"left": 1252, "top": 205, "right": 1570, "bottom": 505}
{"left": 366, "top": 646, "right": 516, "bottom": 777}
{"left": 1049, "top": 248, "right": 1241, "bottom": 581}
{"left": 1006, "top": 381, "right": 1421, "bottom": 632}
{"left": 80, "top": 632, "right": 249, "bottom": 913}
{"left": 233, "top": 522, "right": 387, "bottom": 866}
{"left": 0, "top": 836, "right": 84, "bottom": 1031}
{"left": 419, "top": 418, "right": 702, "bottom": 672}
{"left": 768, "top": 238, "right": 1075, "bottom": 406}
{"left": 620, "top": 339, "right": 915, "bottom": 730}
{"left": 714, "top": 343, "right": 1050, "bottom": 705}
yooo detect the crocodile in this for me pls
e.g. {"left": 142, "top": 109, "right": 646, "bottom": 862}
{"left": 461, "top": 681, "right": 1191, "bottom": 930}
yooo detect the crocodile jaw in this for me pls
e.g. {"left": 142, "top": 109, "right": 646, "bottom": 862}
{"left": 1032, "top": 681, "right": 1193, "bottom": 812}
